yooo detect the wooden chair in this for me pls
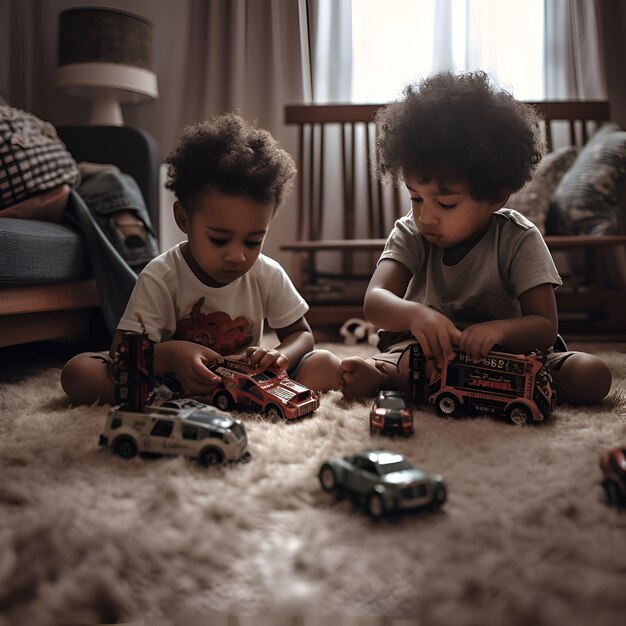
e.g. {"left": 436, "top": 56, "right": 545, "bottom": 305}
{"left": 281, "top": 102, "right": 626, "bottom": 335}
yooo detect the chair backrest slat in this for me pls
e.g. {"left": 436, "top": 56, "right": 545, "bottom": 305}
{"left": 365, "top": 120, "right": 375, "bottom": 238}
{"left": 297, "top": 124, "right": 305, "bottom": 240}
{"left": 317, "top": 123, "right": 325, "bottom": 239}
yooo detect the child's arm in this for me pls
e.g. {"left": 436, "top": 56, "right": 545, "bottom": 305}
{"left": 364, "top": 259, "right": 461, "bottom": 362}
{"left": 458, "top": 283, "right": 558, "bottom": 360}
{"left": 245, "top": 317, "right": 315, "bottom": 373}
{"left": 154, "top": 340, "right": 223, "bottom": 395}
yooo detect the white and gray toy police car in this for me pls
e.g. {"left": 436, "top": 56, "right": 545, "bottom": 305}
{"left": 99, "top": 398, "right": 250, "bottom": 466}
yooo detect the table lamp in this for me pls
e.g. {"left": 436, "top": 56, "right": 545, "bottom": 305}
{"left": 56, "top": 7, "right": 158, "bottom": 125}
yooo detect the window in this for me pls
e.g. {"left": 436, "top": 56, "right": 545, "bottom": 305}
{"left": 354, "top": 457, "right": 377, "bottom": 474}
{"left": 151, "top": 419, "right": 174, "bottom": 437}
{"left": 182, "top": 424, "right": 199, "bottom": 440}
{"left": 240, "top": 379, "right": 263, "bottom": 400}
{"left": 351, "top": 0, "right": 545, "bottom": 103}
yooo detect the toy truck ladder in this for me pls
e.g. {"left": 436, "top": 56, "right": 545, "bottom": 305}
{"left": 115, "top": 332, "right": 155, "bottom": 412}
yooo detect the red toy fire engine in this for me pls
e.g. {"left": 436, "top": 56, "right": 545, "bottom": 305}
{"left": 408, "top": 344, "right": 556, "bottom": 425}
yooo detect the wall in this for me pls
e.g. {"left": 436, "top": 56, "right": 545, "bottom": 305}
{"left": 0, "top": 0, "right": 193, "bottom": 155}
{"left": 597, "top": 0, "right": 626, "bottom": 128}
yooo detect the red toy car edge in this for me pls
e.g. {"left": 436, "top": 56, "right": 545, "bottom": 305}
{"left": 600, "top": 446, "right": 626, "bottom": 508}
{"left": 207, "top": 356, "right": 319, "bottom": 420}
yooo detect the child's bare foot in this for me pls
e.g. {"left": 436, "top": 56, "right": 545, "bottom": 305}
{"left": 340, "top": 357, "right": 394, "bottom": 400}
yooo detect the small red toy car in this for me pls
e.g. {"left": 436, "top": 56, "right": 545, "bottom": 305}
{"left": 600, "top": 446, "right": 626, "bottom": 508}
{"left": 369, "top": 390, "right": 414, "bottom": 436}
{"left": 207, "top": 357, "right": 319, "bottom": 420}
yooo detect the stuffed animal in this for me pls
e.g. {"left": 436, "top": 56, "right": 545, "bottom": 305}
{"left": 339, "top": 317, "right": 379, "bottom": 346}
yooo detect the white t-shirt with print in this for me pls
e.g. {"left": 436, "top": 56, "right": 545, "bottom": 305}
{"left": 118, "top": 243, "right": 308, "bottom": 355}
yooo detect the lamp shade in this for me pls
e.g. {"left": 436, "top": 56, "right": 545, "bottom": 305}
{"left": 56, "top": 7, "right": 158, "bottom": 125}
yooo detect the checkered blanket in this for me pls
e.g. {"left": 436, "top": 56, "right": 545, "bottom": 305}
{"left": 0, "top": 105, "right": 79, "bottom": 209}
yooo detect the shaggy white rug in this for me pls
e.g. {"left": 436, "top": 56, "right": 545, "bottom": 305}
{"left": 0, "top": 341, "right": 625, "bottom": 626}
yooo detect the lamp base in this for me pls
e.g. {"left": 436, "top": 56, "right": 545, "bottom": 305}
{"left": 90, "top": 88, "right": 123, "bottom": 126}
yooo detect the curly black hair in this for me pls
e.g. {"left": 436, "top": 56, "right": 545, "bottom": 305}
{"left": 375, "top": 71, "right": 545, "bottom": 202}
{"left": 165, "top": 113, "right": 296, "bottom": 214}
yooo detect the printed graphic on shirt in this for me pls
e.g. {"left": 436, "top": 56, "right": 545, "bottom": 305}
{"left": 174, "top": 297, "right": 254, "bottom": 354}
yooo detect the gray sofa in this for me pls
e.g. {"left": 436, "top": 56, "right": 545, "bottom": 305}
{"left": 0, "top": 125, "right": 160, "bottom": 348}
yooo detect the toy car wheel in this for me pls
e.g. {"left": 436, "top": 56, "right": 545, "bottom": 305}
{"left": 265, "top": 404, "right": 284, "bottom": 420}
{"left": 213, "top": 391, "right": 234, "bottom": 412}
{"left": 366, "top": 492, "right": 386, "bottom": 519}
{"left": 506, "top": 403, "right": 533, "bottom": 425}
{"left": 199, "top": 446, "right": 224, "bottom": 467}
{"left": 430, "top": 484, "right": 448, "bottom": 511}
{"left": 319, "top": 464, "right": 337, "bottom": 492}
{"left": 436, "top": 393, "right": 458, "bottom": 416}
{"left": 113, "top": 436, "right": 138, "bottom": 459}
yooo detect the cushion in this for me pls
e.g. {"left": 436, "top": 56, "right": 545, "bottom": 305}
{"left": 0, "top": 105, "right": 79, "bottom": 212}
{"left": 547, "top": 123, "right": 626, "bottom": 236}
{"left": 0, "top": 216, "right": 91, "bottom": 284}
{"left": 507, "top": 145, "right": 579, "bottom": 235}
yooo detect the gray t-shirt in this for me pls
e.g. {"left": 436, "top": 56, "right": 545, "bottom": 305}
{"left": 378, "top": 208, "right": 562, "bottom": 330}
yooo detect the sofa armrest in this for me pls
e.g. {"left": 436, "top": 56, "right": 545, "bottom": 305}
{"left": 57, "top": 125, "right": 160, "bottom": 237}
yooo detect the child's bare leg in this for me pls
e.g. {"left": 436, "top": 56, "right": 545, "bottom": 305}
{"left": 340, "top": 350, "right": 410, "bottom": 400}
{"left": 549, "top": 352, "right": 612, "bottom": 405}
{"left": 340, "top": 357, "right": 400, "bottom": 400}
{"left": 341, "top": 348, "right": 436, "bottom": 401}
{"left": 61, "top": 353, "right": 117, "bottom": 405}
{"left": 294, "top": 349, "right": 343, "bottom": 393}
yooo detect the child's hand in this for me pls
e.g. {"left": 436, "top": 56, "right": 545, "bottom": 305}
{"left": 458, "top": 321, "right": 506, "bottom": 360}
{"left": 245, "top": 346, "right": 289, "bottom": 373}
{"left": 166, "top": 341, "right": 223, "bottom": 396}
{"left": 410, "top": 306, "right": 461, "bottom": 363}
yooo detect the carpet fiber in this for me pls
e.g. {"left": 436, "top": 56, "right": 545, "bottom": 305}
{"left": 1, "top": 341, "right": 625, "bottom": 626}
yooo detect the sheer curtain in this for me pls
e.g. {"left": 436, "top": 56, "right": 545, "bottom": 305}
{"left": 347, "top": 0, "right": 606, "bottom": 103}
{"left": 350, "top": 0, "right": 547, "bottom": 102}
{"left": 308, "top": 0, "right": 352, "bottom": 102}
{"left": 544, "top": 0, "right": 607, "bottom": 98}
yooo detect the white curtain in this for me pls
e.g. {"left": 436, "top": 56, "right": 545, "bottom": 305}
{"left": 543, "top": 0, "right": 607, "bottom": 98}
{"left": 308, "top": 0, "right": 352, "bottom": 102}
{"left": 124, "top": 0, "right": 310, "bottom": 159}
{"left": 348, "top": 0, "right": 607, "bottom": 103}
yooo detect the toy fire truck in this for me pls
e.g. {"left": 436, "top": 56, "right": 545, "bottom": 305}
{"left": 408, "top": 344, "right": 556, "bottom": 425}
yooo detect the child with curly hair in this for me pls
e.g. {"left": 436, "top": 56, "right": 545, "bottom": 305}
{"left": 335, "top": 71, "right": 612, "bottom": 405}
{"left": 62, "top": 113, "right": 339, "bottom": 405}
